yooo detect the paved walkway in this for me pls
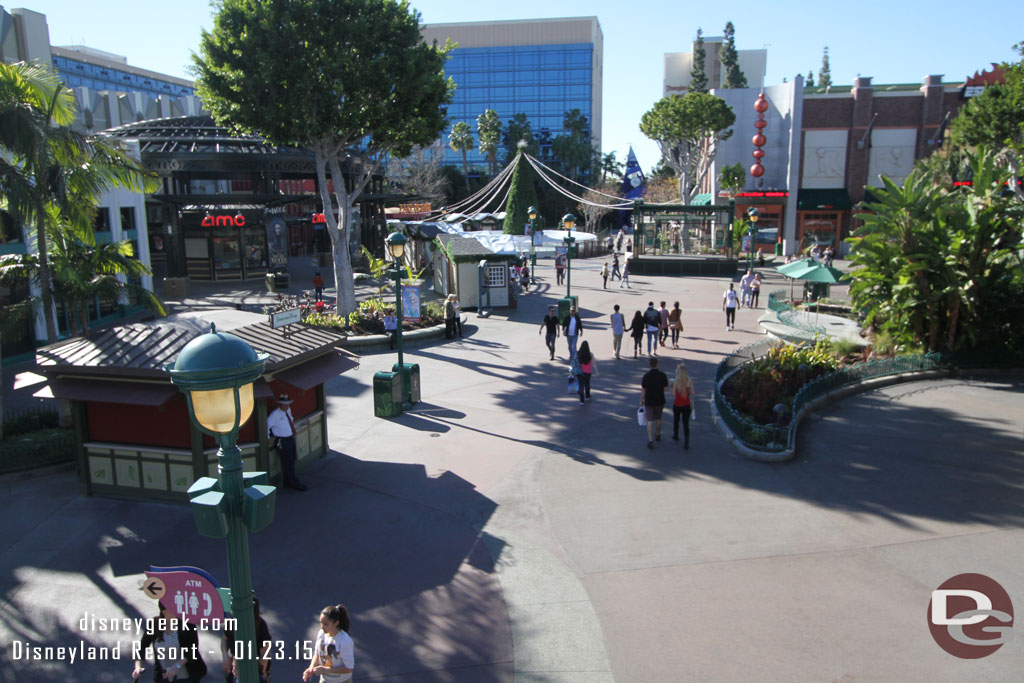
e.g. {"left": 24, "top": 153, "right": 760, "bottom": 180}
{"left": 2, "top": 258, "right": 1023, "bottom": 681}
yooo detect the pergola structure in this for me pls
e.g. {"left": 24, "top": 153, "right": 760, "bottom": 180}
{"left": 628, "top": 200, "right": 738, "bottom": 276}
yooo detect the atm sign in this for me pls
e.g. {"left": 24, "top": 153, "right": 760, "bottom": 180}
{"left": 201, "top": 214, "right": 246, "bottom": 228}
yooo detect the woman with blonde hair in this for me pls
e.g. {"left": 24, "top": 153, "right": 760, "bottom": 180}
{"left": 671, "top": 362, "right": 695, "bottom": 449}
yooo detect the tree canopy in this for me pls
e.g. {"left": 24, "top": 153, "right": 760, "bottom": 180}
{"left": 448, "top": 121, "right": 474, "bottom": 192}
{"left": 193, "top": 0, "right": 453, "bottom": 314}
{"left": 952, "top": 41, "right": 1024, "bottom": 201}
{"left": 502, "top": 113, "right": 538, "bottom": 164}
{"left": 639, "top": 92, "right": 735, "bottom": 202}
{"left": 551, "top": 109, "right": 593, "bottom": 183}
{"left": 818, "top": 47, "right": 832, "bottom": 89}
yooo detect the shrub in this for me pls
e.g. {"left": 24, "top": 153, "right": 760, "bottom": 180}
{"left": 722, "top": 341, "right": 839, "bottom": 423}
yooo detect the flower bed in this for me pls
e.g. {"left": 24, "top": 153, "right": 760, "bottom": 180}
{"left": 302, "top": 298, "right": 445, "bottom": 335}
{"left": 720, "top": 341, "right": 839, "bottom": 423}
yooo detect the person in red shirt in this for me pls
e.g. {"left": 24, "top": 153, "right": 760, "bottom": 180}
{"left": 312, "top": 272, "right": 324, "bottom": 303}
{"left": 671, "top": 362, "right": 695, "bottom": 449}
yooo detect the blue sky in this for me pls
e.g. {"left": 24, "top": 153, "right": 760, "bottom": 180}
{"left": 21, "top": 0, "right": 1023, "bottom": 172}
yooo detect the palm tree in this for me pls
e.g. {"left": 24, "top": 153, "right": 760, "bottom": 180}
{"left": 448, "top": 122, "right": 474, "bottom": 193}
{"left": 0, "top": 61, "right": 155, "bottom": 344}
{"left": 600, "top": 151, "right": 623, "bottom": 185}
{"left": 476, "top": 109, "right": 502, "bottom": 178}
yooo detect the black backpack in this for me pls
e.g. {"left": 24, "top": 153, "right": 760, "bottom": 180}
{"left": 644, "top": 308, "right": 660, "bottom": 327}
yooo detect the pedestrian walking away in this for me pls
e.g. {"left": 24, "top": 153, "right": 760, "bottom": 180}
{"left": 671, "top": 361, "right": 695, "bottom": 449}
{"left": 539, "top": 305, "right": 561, "bottom": 360}
{"left": 312, "top": 271, "right": 325, "bottom": 302}
{"left": 658, "top": 301, "right": 670, "bottom": 346}
{"left": 619, "top": 258, "right": 631, "bottom": 288}
{"left": 610, "top": 252, "right": 621, "bottom": 280}
{"left": 563, "top": 305, "right": 583, "bottom": 361}
{"left": 573, "top": 340, "right": 598, "bottom": 404}
{"left": 268, "top": 393, "right": 306, "bottom": 491}
{"left": 627, "top": 310, "right": 645, "bottom": 357}
{"left": 521, "top": 263, "right": 530, "bottom": 289}
{"left": 723, "top": 283, "right": 739, "bottom": 331}
{"left": 640, "top": 356, "right": 669, "bottom": 449}
{"left": 304, "top": 604, "right": 355, "bottom": 682}
{"left": 609, "top": 304, "right": 626, "bottom": 359}
{"left": 643, "top": 302, "right": 661, "bottom": 355}
{"left": 601, "top": 262, "right": 609, "bottom": 289}
{"left": 668, "top": 301, "right": 683, "bottom": 349}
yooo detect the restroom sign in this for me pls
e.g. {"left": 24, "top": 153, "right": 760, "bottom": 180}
{"left": 145, "top": 566, "right": 225, "bottom": 627}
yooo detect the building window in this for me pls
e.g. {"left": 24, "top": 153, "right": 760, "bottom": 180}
{"left": 94, "top": 208, "right": 111, "bottom": 232}
{"left": 120, "top": 207, "right": 136, "bottom": 232}
{"left": 1, "top": 210, "right": 21, "bottom": 243}
{"left": 486, "top": 265, "right": 506, "bottom": 288}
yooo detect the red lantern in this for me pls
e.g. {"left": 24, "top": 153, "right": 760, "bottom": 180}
{"left": 752, "top": 134, "right": 766, "bottom": 147}
{"left": 750, "top": 163, "right": 765, "bottom": 177}
{"left": 752, "top": 149, "right": 766, "bottom": 160}
{"left": 750, "top": 92, "right": 767, "bottom": 177}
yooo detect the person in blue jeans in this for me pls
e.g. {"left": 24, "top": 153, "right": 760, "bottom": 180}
{"left": 563, "top": 305, "right": 583, "bottom": 361}
{"left": 643, "top": 302, "right": 660, "bottom": 356}
{"left": 573, "top": 341, "right": 597, "bottom": 404}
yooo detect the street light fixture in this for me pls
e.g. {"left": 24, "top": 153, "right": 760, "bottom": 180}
{"left": 166, "top": 323, "right": 273, "bottom": 683}
{"left": 746, "top": 206, "right": 760, "bottom": 273}
{"left": 385, "top": 231, "right": 413, "bottom": 409}
{"left": 562, "top": 213, "right": 576, "bottom": 299}
{"left": 528, "top": 205, "right": 539, "bottom": 284}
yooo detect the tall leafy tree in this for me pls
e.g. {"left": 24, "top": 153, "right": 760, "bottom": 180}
{"left": 0, "top": 61, "right": 155, "bottom": 343}
{"left": 194, "top": 0, "right": 453, "bottom": 315}
{"left": 502, "top": 151, "right": 539, "bottom": 235}
{"left": 600, "top": 151, "right": 623, "bottom": 185}
{"left": 806, "top": 71, "right": 815, "bottom": 87}
{"left": 448, "top": 122, "right": 474, "bottom": 192}
{"left": 476, "top": 109, "right": 502, "bottom": 177}
{"left": 719, "top": 22, "right": 747, "bottom": 89}
{"left": 689, "top": 29, "right": 708, "bottom": 94}
{"left": 952, "top": 41, "right": 1024, "bottom": 201}
{"left": 502, "top": 113, "right": 538, "bottom": 164}
{"left": 848, "top": 146, "right": 1024, "bottom": 353}
{"left": 640, "top": 92, "right": 735, "bottom": 201}
{"left": 551, "top": 109, "right": 592, "bottom": 182}
{"left": 818, "top": 47, "right": 832, "bottom": 89}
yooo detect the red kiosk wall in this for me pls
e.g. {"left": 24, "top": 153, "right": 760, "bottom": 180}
{"left": 86, "top": 395, "right": 192, "bottom": 448}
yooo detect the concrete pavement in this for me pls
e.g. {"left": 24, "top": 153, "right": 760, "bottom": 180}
{"left": 3, "top": 256, "right": 1024, "bottom": 681}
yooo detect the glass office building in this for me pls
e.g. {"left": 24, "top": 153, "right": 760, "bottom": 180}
{"left": 52, "top": 51, "right": 195, "bottom": 99}
{"left": 422, "top": 17, "right": 603, "bottom": 172}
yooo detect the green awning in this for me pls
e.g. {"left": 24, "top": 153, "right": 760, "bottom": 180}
{"left": 690, "top": 193, "right": 712, "bottom": 206}
{"left": 797, "top": 189, "right": 851, "bottom": 211}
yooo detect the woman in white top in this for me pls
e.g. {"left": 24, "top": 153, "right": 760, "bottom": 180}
{"left": 304, "top": 604, "right": 354, "bottom": 683}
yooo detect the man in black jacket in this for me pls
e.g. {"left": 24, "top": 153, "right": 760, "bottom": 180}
{"left": 563, "top": 305, "right": 583, "bottom": 362}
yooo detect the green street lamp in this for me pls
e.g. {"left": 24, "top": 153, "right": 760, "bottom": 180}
{"left": 528, "top": 205, "right": 539, "bottom": 284}
{"left": 562, "top": 213, "right": 576, "bottom": 299}
{"left": 166, "top": 324, "right": 273, "bottom": 683}
{"left": 746, "top": 206, "right": 760, "bottom": 273}
{"left": 386, "top": 231, "right": 413, "bottom": 409}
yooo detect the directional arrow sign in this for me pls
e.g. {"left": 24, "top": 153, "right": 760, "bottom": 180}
{"left": 143, "top": 577, "right": 166, "bottom": 600}
{"left": 145, "top": 566, "right": 224, "bottom": 627}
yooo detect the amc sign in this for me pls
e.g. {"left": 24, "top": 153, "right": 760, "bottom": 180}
{"left": 201, "top": 213, "right": 247, "bottom": 228}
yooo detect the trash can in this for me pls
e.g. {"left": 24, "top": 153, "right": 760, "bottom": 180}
{"left": 557, "top": 295, "right": 579, "bottom": 322}
{"left": 393, "top": 362, "right": 420, "bottom": 405}
{"left": 265, "top": 273, "right": 277, "bottom": 293}
{"left": 775, "top": 242, "right": 783, "bottom": 256}
{"left": 373, "top": 371, "right": 403, "bottom": 418}
{"left": 274, "top": 271, "right": 290, "bottom": 290}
